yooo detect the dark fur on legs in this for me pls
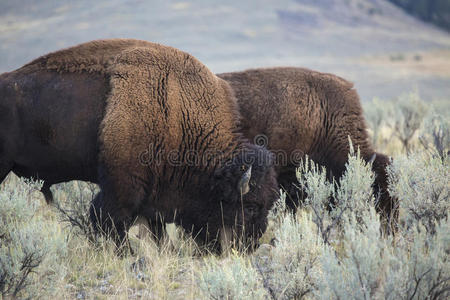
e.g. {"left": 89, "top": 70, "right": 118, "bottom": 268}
{"left": 42, "top": 183, "right": 54, "bottom": 204}
{"left": 89, "top": 190, "right": 134, "bottom": 255}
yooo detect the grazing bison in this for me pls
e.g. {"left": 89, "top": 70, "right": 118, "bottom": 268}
{"left": 0, "top": 39, "right": 278, "bottom": 252}
{"left": 218, "top": 67, "right": 397, "bottom": 224}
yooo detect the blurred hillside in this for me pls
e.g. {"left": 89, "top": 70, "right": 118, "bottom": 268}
{"left": 388, "top": 0, "right": 450, "bottom": 31}
{"left": 0, "top": 0, "right": 449, "bottom": 101}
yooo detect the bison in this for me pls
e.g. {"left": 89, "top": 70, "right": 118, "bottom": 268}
{"left": 0, "top": 39, "right": 278, "bottom": 252}
{"left": 218, "top": 67, "right": 397, "bottom": 225}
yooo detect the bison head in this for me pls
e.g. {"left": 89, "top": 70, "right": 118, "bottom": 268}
{"left": 182, "top": 143, "right": 278, "bottom": 253}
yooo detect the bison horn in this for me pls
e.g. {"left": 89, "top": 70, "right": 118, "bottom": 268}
{"left": 238, "top": 165, "right": 252, "bottom": 195}
{"left": 368, "top": 153, "right": 377, "bottom": 164}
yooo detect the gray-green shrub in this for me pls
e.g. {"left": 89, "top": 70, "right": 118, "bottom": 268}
{"left": 383, "top": 219, "right": 450, "bottom": 300}
{"left": 419, "top": 112, "right": 450, "bottom": 159}
{"left": 294, "top": 144, "right": 449, "bottom": 299}
{"left": 364, "top": 97, "right": 394, "bottom": 147}
{"left": 392, "top": 91, "right": 428, "bottom": 153}
{"left": 0, "top": 178, "right": 68, "bottom": 298}
{"left": 317, "top": 208, "right": 386, "bottom": 300}
{"left": 198, "top": 254, "right": 268, "bottom": 300}
{"left": 296, "top": 142, "right": 376, "bottom": 244}
{"left": 388, "top": 152, "right": 449, "bottom": 233}
{"left": 52, "top": 181, "right": 99, "bottom": 242}
{"left": 253, "top": 212, "right": 322, "bottom": 299}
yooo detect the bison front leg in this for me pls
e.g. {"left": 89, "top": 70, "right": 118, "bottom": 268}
{"left": 90, "top": 189, "right": 131, "bottom": 253}
{"left": 90, "top": 182, "right": 146, "bottom": 255}
{"left": 89, "top": 159, "right": 150, "bottom": 255}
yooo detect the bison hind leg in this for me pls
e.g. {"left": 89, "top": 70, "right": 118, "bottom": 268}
{"left": 42, "top": 182, "right": 55, "bottom": 204}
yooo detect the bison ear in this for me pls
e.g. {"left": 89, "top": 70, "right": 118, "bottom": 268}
{"left": 238, "top": 165, "right": 252, "bottom": 195}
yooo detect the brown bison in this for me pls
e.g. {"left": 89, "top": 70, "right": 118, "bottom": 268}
{"left": 0, "top": 39, "right": 278, "bottom": 251}
{"left": 218, "top": 67, "right": 397, "bottom": 224}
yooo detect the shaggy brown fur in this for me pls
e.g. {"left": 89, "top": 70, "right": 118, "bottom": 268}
{"left": 0, "top": 39, "right": 278, "bottom": 251}
{"left": 218, "top": 67, "right": 397, "bottom": 224}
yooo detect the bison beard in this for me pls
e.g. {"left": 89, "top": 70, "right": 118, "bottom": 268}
{"left": 0, "top": 39, "right": 278, "bottom": 253}
{"left": 218, "top": 67, "right": 398, "bottom": 228}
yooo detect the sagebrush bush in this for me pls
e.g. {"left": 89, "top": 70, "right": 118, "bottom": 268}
{"left": 317, "top": 205, "right": 450, "bottom": 300}
{"left": 266, "top": 191, "right": 288, "bottom": 227}
{"left": 253, "top": 211, "right": 322, "bottom": 300}
{"left": 295, "top": 145, "right": 385, "bottom": 299}
{"left": 364, "top": 97, "right": 394, "bottom": 147}
{"left": 317, "top": 208, "right": 385, "bottom": 300}
{"left": 296, "top": 142, "right": 376, "bottom": 244}
{"left": 388, "top": 152, "right": 449, "bottom": 233}
{"left": 52, "top": 181, "right": 99, "bottom": 242}
{"left": 0, "top": 178, "right": 68, "bottom": 299}
{"left": 294, "top": 143, "right": 449, "bottom": 300}
{"left": 363, "top": 92, "right": 448, "bottom": 156}
{"left": 296, "top": 156, "right": 335, "bottom": 244}
{"left": 0, "top": 178, "right": 42, "bottom": 236}
{"left": 384, "top": 218, "right": 450, "bottom": 300}
{"left": 332, "top": 142, "right": 376, "bottom": 223}
{"left": 392, "top": 91, "right": 428, "bottom": 153}
{"left": 419, "top": 112, "right": 450, "bottom": 159}
{"left": 198, "top": 254, "right": 268, "bottom": 300}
